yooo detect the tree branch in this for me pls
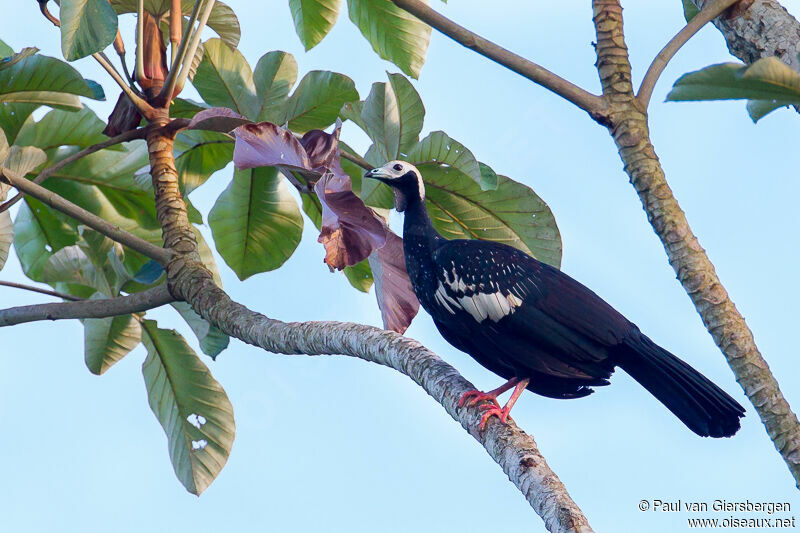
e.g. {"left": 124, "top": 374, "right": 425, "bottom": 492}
{"left": 0, "top": 169, "right": 171, "bottom": 265}
{"left": 593, "top": 0, "right": 800, "bottom": 486}
{"left": 143, "top": 111, "right": 595, "bottom": 532}
{"left": 0, "top": 279, "right": 80, "bottom": 301}
{"left": 692, "top": 0, "right": 800, "bottom": 71}
{"left": 638, "top": 0, "right": 741, "bottom": 108}
{"left": 0, "top": 127, "right": 148, "bottom": 213}
{"left": 0, "top": 284, "right": 173, "bottom": 326}
{"left": 388, "top": 0, "right": 608, "bottom": 121}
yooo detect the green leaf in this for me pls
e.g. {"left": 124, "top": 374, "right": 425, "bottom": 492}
{"left": 289, "top": 0, "right": 342, "bottom": 51}
{"left": 0, "top": 54, "right": 105, "bottom": 110}
{"left": 681, "top": 0, "right": 699, "bottom": 22}
{"left": 408, "top": 131, "right": 495, "bottom": 190}
{"left": 60, "top": 0, "right": 119, "bottom": 61}
{"left": 15, "top": 107, "right": 121, "bottom": 151}
{"left": 0, "top": 39, "right": 13, "bottom": 58}
{"left": 0, "top": 210, "right": 11, "bottom": 272}
{"left": 141, "top": 320, "right": 235, "bottom": 496}
{"left": 343, "top": 259, "right": 373, "bottom": 292}
{"left": 3, "top": 145, "right": 47, "bottom": 177}
{"left": 358, "top": 143, "right": 394, "bottom": 208}
{"left": 43, "top": 244, "right": 112, "bottom": 295}
{"left": 13, "top": 197, "right": 79, "bottom": 281}
{"left": 339, "top": 100, "right": 368, "bottom": 132}
{"left": 0, "top": 47, "right": 39, "bottom": 72}
{"left": 254, "top": 51, "right": 298, "bottom": 123}
{"left": 209, "top": 166, "right": 303, "bottom": 280}
{"left": 284, "top": 70, "right": 358, "bottom": 133}
{"left": 667, "top": 57, "right": 800, "bottom": 103}
{"left": 84, "top": 308, "right": 141, "bottom": 375}
{"left": 0, "top": 103, "right": 39, "bottom": 144}
{"left": 171, "top": 302, "right": 230, "bottom": 359}
{"left": 193, "top": 38, "right": 259, "bottom": 120}
{"left": 746, "top": 99, "right": 789, "bottom": 122}
{"left": 360, "top": 73, "right": 425, "bottom": 160}
{"left": 174, "top": 130, "right": 234, "bottom": 194}
{"left": 348, "top": 0, "right": 431, "bottom": 78}
{"left": 170, "top": 98, "right": 208, "bottom": 118}
{"left": 422, "top": 166, "right": 562, "bottom": 268}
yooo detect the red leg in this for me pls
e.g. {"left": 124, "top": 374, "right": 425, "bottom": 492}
{"left": 477, "top": 378, "right": 530, "bottom": 430}
{"left": 458, "top": 378, "right": 519, "bottom": 408}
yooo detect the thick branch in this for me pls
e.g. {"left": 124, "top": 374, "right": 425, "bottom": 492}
{"left": 1, "top": 169, "right": 171, "bottom": 265}
{"left": 389, "top": 0, "right": 607, "bottom": 120}
{"left": 593, "top": 0, "right": 800, "bottom": 486}
{"left": 0, "top": 279, "right": 80, "bottom": 301}
{"left": 0, "top": 127, "right": 147, "bottom": 213}
{"left": 145, "top": 116, "right": 594, "bottom": 532}
{"left": 638, "top": 0, "right": 741, "bottom": 108}
{"left": 693, "top": 0, "right": 800, "bottom": 70}
{"left": 0, "top": 284, "right": 173, "bottom": 326}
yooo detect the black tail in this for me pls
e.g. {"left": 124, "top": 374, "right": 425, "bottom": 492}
{"left": 615, "top": 332, "right": 745, "bottom": 438}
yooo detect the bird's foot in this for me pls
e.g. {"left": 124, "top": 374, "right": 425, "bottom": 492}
{"left": 457, "top": 389, "right": 501, "bottom": 409}
{"left": 477, "top": 403, "right": 514, "bottom": 430}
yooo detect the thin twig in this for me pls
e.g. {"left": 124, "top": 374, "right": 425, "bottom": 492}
{"left": 0, "top": 284, "right": 173, "bottom": 326}
{"left": 637, "top": 0, "right": 741, "bottom": 108}
{"left": 340, "top": 149, "right": 371, "bottom": 170}
{"left": 159, "top": 0, "right": 203, "bottom": 106}
{"left": 1, "top": 169, "right": 171, "bottom": 265}
{"left": 94, "top": 52, "right": 153, "bottom": 116}
{"left": 0, "top": 127, "right": 148, "bottom": 213}
{"left": 0, "top": 280, "right": 80, "bottom": 301}
{"left": 389, "top": 0, "right": 607, "bottom": 120}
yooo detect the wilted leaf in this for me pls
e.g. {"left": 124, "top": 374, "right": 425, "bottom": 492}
{"left": 283, "top": 70, "right": 358, "bottom": 133}
{"left": 103, "top": 92, "right": 143, "bottom": 137}
{"left": 3, "top": 145, "right": 47, "bottom": 178}
{"left": 368, "top": 232, "right": 419, "bottom": 333}
{"left": 232, "top": 121, "right": 311, "bottom": 175}
{"left": 60, "top": 0, "right": 119, "bottom": 61}
{"left": 422, "top": 166, "right": 562, "bottom": 268}
{"left": 289, "top": 0, "right": 342, "bottom": 50}
{"left": 209, "top": 166, "right": 303, "bottom": 280}
{"left": 348, "top": 0, "right": 431, "bottom": 78}
{"left": 0, "top": 210, "right": 12, "bottom": 271}
{"left": 254, "top": 51, "right": 298, "bottom": 123}
{"left": 187, "top": 107, "right": 251, "bottom": 133}
{"left": 171, "top": 301, "right": 230, "bottom": 359}
{"left": 0, "top": 54, "right": 105, "bottom": 110}
{"left": 84, "top": 308, "right": 141, "bottom": 375}
{"left": 141, "top": 320, "right": 235, "bottom": 495}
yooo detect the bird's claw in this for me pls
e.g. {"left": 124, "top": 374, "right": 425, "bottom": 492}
{"left": 458, "top": 389, "right": 501, "bottom": 409}
{"left": 477, "top": 403, "right": 513, "bottom": 430}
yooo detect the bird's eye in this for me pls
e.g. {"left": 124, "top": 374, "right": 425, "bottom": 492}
{"left": 393, "top": 163, "right": 403, "bottom": 171}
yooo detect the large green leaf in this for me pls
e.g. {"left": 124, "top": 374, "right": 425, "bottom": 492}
{"left": 112, "top": 0, "right": 240, "bottom": 48}
{"left": 43, "top": 244, "right": 112, "bottom": 295}
{"left": 0, "top": 54, "right": 105, "bottom": 110}
{"left": 360, "top": 73, "right": 424, "bottom": 160}
{"left": 171, "top": 302, "right": 230, "bottom": 359}
{"left": 192, "top": 38, "right": 259, "bottom": 119}
{"left": 60, "top": 0, "right": 119, "bottom": 61}
{"left": 141, "top": 320, "right": 235, "bottom": 496}
{"left": 3, "top": 145, "right": 47, "bottom": 177}
{"left": 283, "top": 70, "right": 358, "bottom": 132}
{"left": 357, "top": 143, "right": 394, "bottom": 209}
{"left": 84, "top": 308, "right": 141, "bottom": 375}
{"left": 422, "top": 165, "right": 562, "bottom": 268}
{"left": 667, "top": 57, "right": 800, "bottom": 103}
{"left": 408, "top": 131, "right": 495, "bottom": 190}
{"left": 13, "top": 197, "right": 79, "bottom": 281}
{"left": 0, "top": 103, "right": 39, "bottom": 143}
{"left": 746, "top": 99, "right": 788, "bottom": 122}
{"left": 209, "top": 166, "right": 303, "bottom": 280}
{"left": 173, "top": 129, "right": 234, "bottom": 194}
{"left": 15, "top": 107, "right": 121, "bottom": 151}
{"left": 347, "top": 0, "right": 431, "bottom": 78}
{"left": 681, "top": 0, "right": 699, "bottom": 22}
{"left": 289, "top": 0, "right": 342, "bottom": 51}
{"left": 254, "top": 51, "right": 298, "bottom": 123}
{"left": 0, "top": 39, "right": 12, "bottom": 58}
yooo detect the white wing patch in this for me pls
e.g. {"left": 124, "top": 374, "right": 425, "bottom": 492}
{"left": 457, "top": 288, "right": 524, "bottom": 323}
{"left": 434, "top": 282, "right": 461, "bottom": 314}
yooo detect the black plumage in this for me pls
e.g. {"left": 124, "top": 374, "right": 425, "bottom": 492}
{"left": 365, "top": 161, "right": 745, "bottom": 438}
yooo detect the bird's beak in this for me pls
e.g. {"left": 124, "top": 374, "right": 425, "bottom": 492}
{"left": 364, "top": 168, "right": 391, "bottom": 182}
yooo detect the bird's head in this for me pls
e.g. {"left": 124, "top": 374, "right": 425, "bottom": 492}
{"left": 364, "top": 160, "right": 425, "bottom": 212}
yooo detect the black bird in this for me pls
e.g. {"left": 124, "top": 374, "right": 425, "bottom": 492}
{"left": 365, "top": 161, "right": 745, "bottom": 437}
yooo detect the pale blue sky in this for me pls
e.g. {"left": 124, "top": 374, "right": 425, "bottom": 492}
{"left": 1, "top": 1, "right": 799, "bottom": 532}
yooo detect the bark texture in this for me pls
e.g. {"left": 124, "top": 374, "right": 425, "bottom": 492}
{"left": 143, "top": 122, "right": 594, "bottom": 532}
{"left": 594, "top": 0, "right": 800, "bottom": 485}
{"left": 694, "top": 0, "right": 800, "bottom": 69}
